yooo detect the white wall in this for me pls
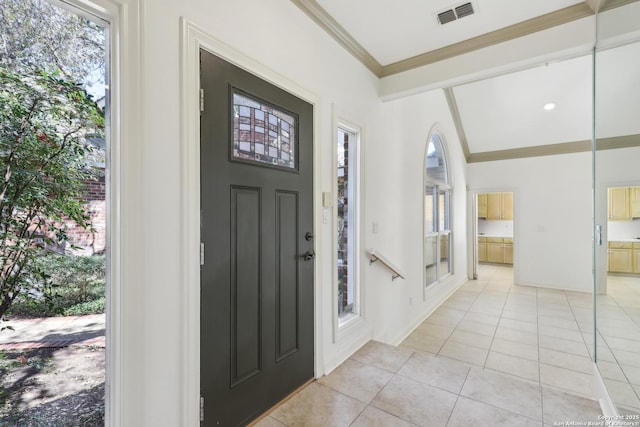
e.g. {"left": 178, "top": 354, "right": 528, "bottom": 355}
{"left": 468, "top": 152, "right": 593, "bottom": 291}
{"left": 608, "top": 220, "right": 640, "bottom": 241}
{"left": 366, "top": 89, "right": 469, "bottom": 345}
{"left": 119, "top": 0, "right": 469, "bottom": 425}
{"left": 116, "top": 0, "right": 619, "bottom": 423}
{"left": 140, "top": 0, "right": 381, "bottom": 424}
{"left": 479, "top": 219, "right": 514, "bottom": 237}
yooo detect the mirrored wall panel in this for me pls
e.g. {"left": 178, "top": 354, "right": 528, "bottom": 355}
{"left": 595, "top": 0, "right": 640, "bottom": 415}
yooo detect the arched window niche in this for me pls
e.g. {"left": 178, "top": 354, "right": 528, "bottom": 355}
{"left": 424, "top": 131, "right": 452, "bottom": 288}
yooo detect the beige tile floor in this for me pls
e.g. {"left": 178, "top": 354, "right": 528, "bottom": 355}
{"left": 596, "top": 274, "right": 640, "bottom": 413}
{"left": 255, "top": 264, "right": 631, "bottom": 427}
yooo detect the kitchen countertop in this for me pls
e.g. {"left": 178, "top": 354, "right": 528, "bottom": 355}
{"left": 609, "top": 238, "right": 640, "bottom": 242}
{"left": 478, "top": 234, "right": 513, "bottom": 239}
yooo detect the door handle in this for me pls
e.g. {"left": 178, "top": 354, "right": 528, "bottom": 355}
{"left": 302, "top": 250, "right": 315, "bottom": 261}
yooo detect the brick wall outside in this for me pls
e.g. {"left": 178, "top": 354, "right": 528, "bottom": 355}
{"left": 45, "top": 175, "right": 106, "bottom": 256}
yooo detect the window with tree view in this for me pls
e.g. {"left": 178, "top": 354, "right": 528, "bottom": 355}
{"left": 337, "top": 127, "right": 359, "bottom": 323}
{"left": 0, "top": 0, "right": 108, "bottom": 424}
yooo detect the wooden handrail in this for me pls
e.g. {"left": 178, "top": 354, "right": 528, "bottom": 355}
{"left": 367, "top": 249, "right": 406, "bottom": 281}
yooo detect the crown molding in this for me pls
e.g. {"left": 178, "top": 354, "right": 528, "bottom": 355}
{"left": 381, "top": 3, "right": 594, "bottom": 77}
{"left": 596, "top": 134, "right": 640, "bottom": 150}
{"left": 466, "top": 134, "right": 640, "bottom": 163}
{"left": 601, "top": 0, "right": 639, "bottom": 12}
{"left": 290, "top": 0, "right": 640, "bottom": 78}
{"left": 586, "top": 0, "right": 606, "bottom": 13}
{"left": 443, "top": 88, "right": 471, "bottom": 161}
{"left": 290, "top": 0, "right": 382, "bottom": 76}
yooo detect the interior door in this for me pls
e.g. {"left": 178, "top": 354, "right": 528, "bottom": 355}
{"left": 199, "top": 49, "right": 314, "bottom": 426}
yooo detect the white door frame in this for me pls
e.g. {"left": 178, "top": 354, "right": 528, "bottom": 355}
{"left": 55, "top": 0, "right": 144, "bottom": 425}
{"left": 179, "top": 19, "right": 323, "bottom": 426}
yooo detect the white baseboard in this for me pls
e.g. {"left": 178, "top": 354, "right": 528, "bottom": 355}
{"left": 389, "top": 275, "right": 468, "bottom": 346}
{"left": 321, "top": 332, "right": 371, "bottom": 377}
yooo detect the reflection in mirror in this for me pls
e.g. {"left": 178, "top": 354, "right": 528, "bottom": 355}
{"left": 425, "top": 184, "right": 437, "bottom": 287}
{"left": 595, "top": 1, "right": 640, "bottom": 416}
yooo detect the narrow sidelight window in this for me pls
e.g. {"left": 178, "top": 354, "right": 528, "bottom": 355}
{"left": 337, "top": 127, "right": 359, "bottom": 324}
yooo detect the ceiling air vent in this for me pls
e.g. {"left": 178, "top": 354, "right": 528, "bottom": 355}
{"left": 436, "top": 1, "right": 476, "bottom": 25}
{"left": 437, "top": 9, "right": 457, "bottom": 25}
{"left": 455, "top": 2, "right": 474, "bottom": 19}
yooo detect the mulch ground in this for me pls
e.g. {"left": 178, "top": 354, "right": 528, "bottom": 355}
{"left": 0, "top": 346, "right": 105, "bottom": 426}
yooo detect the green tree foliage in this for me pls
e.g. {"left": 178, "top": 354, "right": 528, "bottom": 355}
{"left": 0, "top": 0, "right": 106, "bottom": 320}
{"left": 9, "top": 254, "right": 106, "bottom": 317}
{"left": 0, "top": 68, "right": 104, "bottom": 319}
{"left": 0, "top": 0, "right": 105, "bottom": 92}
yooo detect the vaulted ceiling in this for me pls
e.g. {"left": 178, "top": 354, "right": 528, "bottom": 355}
{"left": 292, "top": 0, "right": 640, "bottom": 162}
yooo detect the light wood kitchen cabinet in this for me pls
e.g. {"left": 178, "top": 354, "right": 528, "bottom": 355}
{"left": 634, "top": 243, "right": 640, "bottom": 273}
{"left": 487, "top": 242, "right": 504, "bottom": 263}
{"left": 477, "top": 193, "right": 487, "bottom": 219}
{"left": 486, "top": 193, "right": 502, "bottom": 220}
{"left": 482, "top": 192, "right": 513, "bottom": 220}
{"left": 632, "top": 187, "right": 640, "bottom": 218}
{"left": 501, "top": 193, "right": 514, "bottom": 220}
{"left": 608, "top": 241, "right": 633, "bottom": 273}
{"left": 478, "top": 236, "right": 514, "bottom": 265}
{"left": 609, "top": 187, "right": 631, "bottom": 221}
{"left": 504, "top": 238, "right": 514, "bottom": 264}
{"left": 478, "top": 237, "right": 487, "bottom": 262}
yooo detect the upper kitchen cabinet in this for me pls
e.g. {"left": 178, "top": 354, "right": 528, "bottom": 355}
{"left": 480, "top": 192, "right": 513, "bottom": 220}
{"left": 478, "top": 193, "right": 488, "bottom": 219}
{"left": 501, "top": 193, "right": 514, "bottom": 220}
{"left": 608, "top": 186, "right": 640, "bottom": 221}
{"left": 632, "top": 187, "right": 640, "bottom": 218}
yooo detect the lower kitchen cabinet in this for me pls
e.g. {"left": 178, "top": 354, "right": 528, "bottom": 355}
{"left": 478, "top": 237, "right": 487, "bottom": 262}
{"left": 478, "top": 236, "right": 513, "bottom": 265}
{"left": 487, "top": 238, "right": 504, "bottom": 263}
{"left": 608, "top": 241, "right": 634, "bottom": 273}
{"left": 504, "top": 239, "right": 514, "bottom": 264}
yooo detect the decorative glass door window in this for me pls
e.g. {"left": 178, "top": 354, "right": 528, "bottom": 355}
{"left": 232, "top": 90, "right": 297, "bottom": 169}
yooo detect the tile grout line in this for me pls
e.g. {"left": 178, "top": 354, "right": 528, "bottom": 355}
{"left": 443, "top": 367, "right": 472, "bottom": 427}
{"left": 481, "top": 266, "right": 512, "bottom": 369}
{"left": 537, "top": 285, "right": 546, "bottom": 424}
{"left": 536, "top": 285, "right": 542, "bottom": 388}
{"left": 354, "top": 348, "right": 430, "bottom": 427}
{"left": 438, "top": 280, "right": 494, "bottom": 357}
{"left": 433, "top": 299, "right": 477, "bottom": 359}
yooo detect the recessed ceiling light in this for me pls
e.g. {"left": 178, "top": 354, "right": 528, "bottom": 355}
{"left": 544, "top": 103, "right": 556, "bottom": 111}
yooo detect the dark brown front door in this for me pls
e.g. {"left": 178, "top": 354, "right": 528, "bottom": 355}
{"left": 199, "top": 49, "right": 314, "bottom": 426}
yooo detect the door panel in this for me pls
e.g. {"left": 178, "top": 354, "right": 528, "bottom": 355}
{"left": 230, "top": 186, "right": 262, "bottom": 387}
{"left": 275, "top": 190, "right": 299, "bottom": 361}
{"left": 200, "top": 49, "right": 314, "bottom": 426}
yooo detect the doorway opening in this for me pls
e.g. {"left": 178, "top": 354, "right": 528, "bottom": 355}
{"left": 475, "top": 191, "right": 515, "bottom": 282}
